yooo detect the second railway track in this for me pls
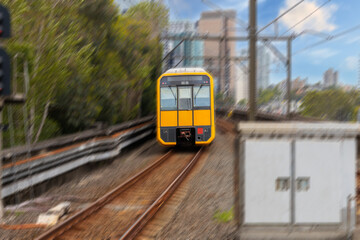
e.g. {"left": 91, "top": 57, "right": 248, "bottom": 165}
{"left": 36, "top": 147, "right": 204, "bottom": 240}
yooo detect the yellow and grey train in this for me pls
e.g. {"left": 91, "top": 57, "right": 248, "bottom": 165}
{"left": 157, "top": 68, "right": 215, "bottom": 146}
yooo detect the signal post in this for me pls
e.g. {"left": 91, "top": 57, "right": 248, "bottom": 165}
{"left": 0, "top": 4, "right": 11, "bottom": 223}
{"left": 0, "top": 4, "right": 25, "bottom": 223}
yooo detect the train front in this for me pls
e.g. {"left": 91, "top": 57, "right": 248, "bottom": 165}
{"left": 157, "top": 68, "right": 215, "bottom": 146}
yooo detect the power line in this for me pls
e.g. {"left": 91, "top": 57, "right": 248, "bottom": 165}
{"left": 294, "top": 23, "right": 360, "bottom": 55}
{"left": 281, "top": 0, "right": 331, "bottom": 36}
{"left": 257, "top": 0, "right": 305, "bottom": 34}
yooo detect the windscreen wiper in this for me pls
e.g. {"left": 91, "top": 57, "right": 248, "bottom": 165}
{"left": 195, "top": 85, "right": 203, "bottom": 98}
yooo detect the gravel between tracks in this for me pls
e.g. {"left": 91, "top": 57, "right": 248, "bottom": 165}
{"left": 155, "top": 130, "right": 236, "bottom": 240}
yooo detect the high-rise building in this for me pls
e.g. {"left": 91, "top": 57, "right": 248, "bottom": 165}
{"left": 235, "top": 65, "right": 248, "bottom": 103}
{"left": 257, "top": 45, "right": 270, "bottom": 91}
{"left": 323, "top": 68, "right": 338, "bottom": 87}
{"left": 197, "top": 10, "right": 237, "bottom": 97}
{"left": 234, "top": 49, "right": 248, "bottom": 103}
{"left": 163, "top": 20, "right": 204, "bottom": 70}
{"left": 292, "top": 77, "right": 307, "bottom": 92}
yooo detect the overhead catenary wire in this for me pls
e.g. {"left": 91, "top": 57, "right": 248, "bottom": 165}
{"left": 281, "top": 0, "right": 331, "bottom": 36}
{"left": 257, "top": 0, "right": 305, "bottom": 34}
{"left": 294, "top": 23, "right": 360, "bottom": 55}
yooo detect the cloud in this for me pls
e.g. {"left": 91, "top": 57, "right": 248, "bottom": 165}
{"left": 221, "top": 0, "right": 267, "bottom": 12}
{"left": 345, "top": 56, "right": 358, "bottom": 71}
{"left": 346, "top": 35, "right": 360, "bottom": 44}
{"left": 279, "top": 0, "right": 337, "bottom": 33}
{"left": 307, "top": 48, "right": 338, "bottom": 59}
{"left": 220, "top": 0, "right": 248, "bottom": 12}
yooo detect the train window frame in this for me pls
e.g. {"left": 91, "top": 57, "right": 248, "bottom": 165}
{"left": 160, "top": 86, "right": 177, "bottom": 111}
{"left": 178, "top": 86, "right": 192, "bottom": 110}
{"left": 193, "top": 85, "right": 210, "bottom": 108}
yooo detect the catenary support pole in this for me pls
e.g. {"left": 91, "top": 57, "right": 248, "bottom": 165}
{"left": 224, "top": 16, "right": 230, "bottom": 96}
{"left": 287, "top": 38, "right": 292, "bottom": 118}
{"left": 248, "top": 0, "right": 257, "bottom": 121}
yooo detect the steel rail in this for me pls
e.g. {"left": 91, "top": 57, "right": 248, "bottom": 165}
{"left": 119, "top": 147, "right": 204, "bottom": 240}
{"left": 35, "top": 150, "right": 174, "bottom": 240}
{"left": 3, "top": 123, "right": 154, "bottom": 180}
{"left": 2, "top": 122, "right": 155, "bottom": 199}
{"left": 3, "top": 116, "right": 155, "bottom": 163}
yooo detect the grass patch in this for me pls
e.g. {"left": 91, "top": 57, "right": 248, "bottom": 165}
{"left": 14, "top": 211, "right": 25, "bottom": 217}
{"left": 4, "top": 210, "right": 11, "bottom": 217}
{"left": 213, "top": 207, "right": 233, "bottom": 223}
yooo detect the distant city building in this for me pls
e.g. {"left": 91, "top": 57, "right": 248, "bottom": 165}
{"left": 292, "top": 77, "right": 307, "bottom": 93}
{"left": 197, "top": 10, "right": 237, "bottom": 97}
{"left": 257, "top": 45, "right": 270, "bottom": 91}
{"left": 234, "top": 49, "right": 248, "bottom": 103}
{"left": 277, "top": 77, "right": 307, "bottom": 99}
{"left": 163, "top": 20, "right": 204, "bottom": 71}
{"left": 306, "top": 82, "right": 324, "bottom": 91}
{"left": 338, "top": 84, "right": 355, "bottom": 92}
{"left": 323, "top": 68, "right": 338, "bottom": 87}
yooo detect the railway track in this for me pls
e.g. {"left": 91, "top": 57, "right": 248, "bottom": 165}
{"left": 2, "top": 120, "right": 155, "bottom": 200}
{"left": 216, "top": 118, "right": 236, "bottom": 134}
{"left": 36, "top": 147, "right": 204, "bottom": 240}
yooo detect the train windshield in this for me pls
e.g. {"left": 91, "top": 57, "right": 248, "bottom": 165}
{"left": 193, "top": 86, "right": 210, "bottom": 107}
{"left": 160, "top": 87, "right": 177, "bottom": 110}
{"left": 178, "top": 86, "right": 192, "bottom": 110}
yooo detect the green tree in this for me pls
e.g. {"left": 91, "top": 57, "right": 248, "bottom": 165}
{"left": 258, "top": 87, "right": 281, "bottom": 106}
{"left": 2, "top": 0, "right": 169, "bottom": 147}
{"left": 300, "top": 89, "right": 360, "bottom": 121}
{"left": 215, "top": 92, "right": 235, "bottom": 108}
{"left": 3, "top": 0, "right": 95, "bottom": 145}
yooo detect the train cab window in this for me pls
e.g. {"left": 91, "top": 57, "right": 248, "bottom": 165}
{"left": 160, "top": 87, "right": 177, "bottom": 110}
{"left": 178, "top": 86, "right": 192, "bottom": 110}
{"left": 193, "top": 86, "right": 210, "bottom": 107}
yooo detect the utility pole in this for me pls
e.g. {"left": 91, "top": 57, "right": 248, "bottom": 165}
{"left": 224, "top": 16, "right": 230, "bottom": 97}
{"left": 286, "top": 38, "right": 292, "bottom": 118}
{"left": 218, "top": 28, "right": 222, "bottom": 93}
{"left": 248, "top": 0, "right": 257, "bottom": 121}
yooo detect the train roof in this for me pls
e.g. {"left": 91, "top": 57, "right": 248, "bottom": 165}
{"left": 164, "top": 68, "right": 207, "bottom": 74}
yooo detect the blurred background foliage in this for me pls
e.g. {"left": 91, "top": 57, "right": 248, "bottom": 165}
{"left": 2, "top": 0, "right": 168, "bottom": 148}
{"left": 300, "top": 89, "right": 360, "bottom": 122}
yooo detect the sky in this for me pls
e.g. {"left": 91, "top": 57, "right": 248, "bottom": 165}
{"left": 117, "top": 0, "right": 360, "bottom": 87}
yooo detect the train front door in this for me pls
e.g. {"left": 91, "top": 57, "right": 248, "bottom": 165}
{"left": 178, "top": 86, "right": 193, "bottom": 126}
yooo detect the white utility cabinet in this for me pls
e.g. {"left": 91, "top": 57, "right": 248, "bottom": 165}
{"left": 238, "top": 122, "right": 358, "bottom": 227}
